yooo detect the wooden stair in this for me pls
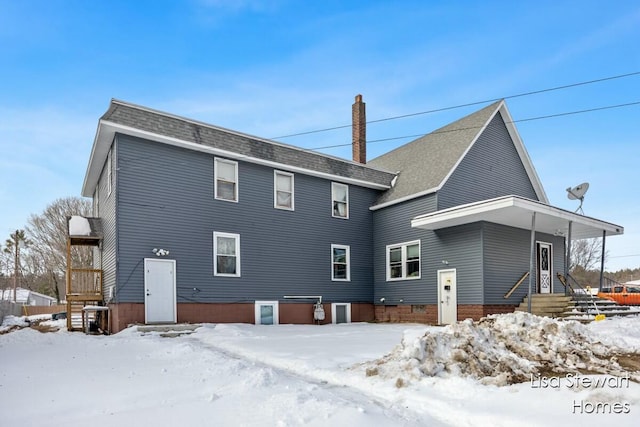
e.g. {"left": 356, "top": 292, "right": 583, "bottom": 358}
{"left": 514, "top": 294, "right": 573, "bottom": 318}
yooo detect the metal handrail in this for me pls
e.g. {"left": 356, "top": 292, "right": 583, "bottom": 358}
{"left": 557, "top": 273, "right": 601, "bottom": 316}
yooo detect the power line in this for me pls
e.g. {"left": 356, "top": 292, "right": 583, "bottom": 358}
{"left": 308, "top": 100, "right": 640, "bottom": 151}
{"left": 272, "top": 71, "right": 640, "bottom": 139}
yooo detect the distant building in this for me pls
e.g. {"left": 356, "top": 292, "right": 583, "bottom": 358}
{"left": 0, "top": 288, "right": 57, "bottom": 306}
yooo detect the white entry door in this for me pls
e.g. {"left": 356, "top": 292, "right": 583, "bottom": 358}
{"left": 144, "top": 258, "right": 177, "bottom": 324}
{"left": 438, "top": 269, "right": 457, "bottom": 325}
{"left": 537, "top": 242, "right": 552, "bottom": 294}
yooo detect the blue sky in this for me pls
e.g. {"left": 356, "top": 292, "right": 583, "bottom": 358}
{"left": 0, "top": 0, "right": 638, "bottom": 271}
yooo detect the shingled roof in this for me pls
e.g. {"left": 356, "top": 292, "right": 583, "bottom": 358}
{"left": 368, "top": 100, "right": 547, "bottom": 208}
{"left": 82, "top": 100, "right": 396, "bottom": 196}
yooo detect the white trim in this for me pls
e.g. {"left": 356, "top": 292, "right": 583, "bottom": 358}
{"left": 213, "top": 231, "right": 241, "bottom": 277}
{"left": 386, "top": 240, "right": 421, "bottom": 281}
{"left": 82, "top": 120, "right": 391, "bottom": 196}
{"left": 331, "top": 244, "right": 351, "bottom": 281}
{"left": 255, "top": 301, "right": 279, "bottom": 325}
{"left": 369, "top": 101, "right": 549, "bottom": 211}
{"left": 331, "top": 303, "right": 351, "bottom": 324}
{"left": 274, "top": 170, "right": 295, "bottom": 210}
{"left": 331, "top": 182, "right": 349, "bottom": 219}
{"left": 214, "top": 157, "right": 239, "bottom": 202}
{"left": 369, "top": 186, "right": 439, "bottom": 211}
{"left": 411, "top": 195, "right": 623, "bottom": 240}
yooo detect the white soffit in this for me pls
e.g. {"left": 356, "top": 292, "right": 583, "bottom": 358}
{"left": 411, "top": 196, "right": 623, "bottom": 240}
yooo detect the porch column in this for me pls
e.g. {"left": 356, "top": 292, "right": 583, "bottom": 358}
{"left": 527, "top": 212, "right": 536, "bottom": 314}
{"left": 565, "top": 221, "right": 572, "bottom": 296}
{"left": 599, "top": 230, "right": 607, "bottom": 288}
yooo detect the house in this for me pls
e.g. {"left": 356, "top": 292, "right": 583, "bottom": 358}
{"left": 76, "top": 96, "right": 623, "bottom": 332}
{"left": 1, "top": 287, "right": 57, "bottom": 306}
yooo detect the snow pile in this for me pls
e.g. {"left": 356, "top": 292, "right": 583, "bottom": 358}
{"left": 69, "top": 215, "right": 91, "bottom": 236}
{"left": 365, "top": 312, "right": 640, "bottom": 386}
{"left": 0, "top": 315, "right": 30, "bottom": 333}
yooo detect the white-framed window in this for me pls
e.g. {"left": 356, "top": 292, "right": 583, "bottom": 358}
{"left": 215, "top": 158, "right": 238, "bottom": 202}
{"left": 255, "top": 301, "right": 279, "bottom": 325}
{"left": 106, "top": 149, "right": 113, "bottom": 197}
{"left": 274, "top": 170, "right": 294, "bottom": 210}
{"left": 331, "top": 244, "right": 350, "bottom": 281}
{"left": 213, "top": 232, "right": 240, "bottom": 277}
{"left": 331, "top": 182, "right": 349, "bottom": 219}
{"left": 386, "top": 240, "right": 421, "bottom": 281}
{"left": 331, "top": 303, "right": 351, "bottom": 324}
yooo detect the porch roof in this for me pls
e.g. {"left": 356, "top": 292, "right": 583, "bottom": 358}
{"left": 411, "top": 195, "right": 623, "bottom": 240}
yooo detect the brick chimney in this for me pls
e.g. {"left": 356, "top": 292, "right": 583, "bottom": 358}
{"left": 352, "top": 94, "right": 366, "bottom": 164}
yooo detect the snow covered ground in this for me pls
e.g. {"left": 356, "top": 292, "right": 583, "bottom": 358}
{"left": 1, "top": 313, "right": 640, "bottom": 427}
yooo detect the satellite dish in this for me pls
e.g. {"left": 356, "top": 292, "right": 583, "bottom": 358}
{"left": 566, "top": 182, "right": 589, "bottom": 214}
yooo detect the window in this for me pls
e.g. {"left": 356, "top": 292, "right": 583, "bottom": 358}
{"left": 331, "top": 182, "right": 348, "bottom": 218}
{"left": 215, "top": 158, "right": 238, "bottom": 201}
{"left": 274, "top": 171, "right": 294, "bottom": 210}
{"left": 255, "top": 301, "right": 279, "bottom": 325}
{"left": 331, "top": 244, "right": 350, "bottom": 281}
{"left": 213, "top": 232, "right": 240, "bottom": 276}
{"left": 331, "top": 303, "right": 351, "bottom": 324}
{"left": 386, "top": 240, "right": 420, "bottom": 281}
{"left": 106, "top": 150, "right": 112, "bottom": 197}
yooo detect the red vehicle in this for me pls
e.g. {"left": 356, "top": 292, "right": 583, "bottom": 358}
{"left": 598, "top": 284, "right": 640, "bottom": 305}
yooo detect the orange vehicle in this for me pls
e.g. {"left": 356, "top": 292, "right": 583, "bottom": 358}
{"left": 598, "top": 284, "right": 640, "bottom": 305}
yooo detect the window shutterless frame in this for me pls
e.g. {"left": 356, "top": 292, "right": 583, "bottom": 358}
{"left": 213, "top": 231, "right": 241, "bottom": 277}
{"left": 331, "top": 244, "right": 350, "bottom": 281}
{"left": 386, "top": 240, "right": 421, "bottom": 281}
{"left": 214, "top": 158, "right": 238, "bottom": 202}
{"left": 274, "top": 170, "right": 294, "bottom": 210}
{"left": 331, "top": 182, "right": 349, "bottom": 219}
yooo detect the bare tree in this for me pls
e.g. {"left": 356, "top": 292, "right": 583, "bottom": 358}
{"left": 25, "top": 197, "right": 92, "bottom": 302}
{"left": 569, "top": 237, "right": 608, "bottom": 286}
{"left": 4, "top": 230, "right": 30, "bottom": 302}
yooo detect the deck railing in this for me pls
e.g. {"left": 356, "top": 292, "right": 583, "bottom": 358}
{"left": 67, "top": 268, "right": 102, "bottom": 296}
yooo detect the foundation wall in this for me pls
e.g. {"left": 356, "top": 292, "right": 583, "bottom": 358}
{"left": 374, "top": 304, "right": 517, "bottom": 324}
{"left": 107, "top": 302, "right": 375, "bottom": 333}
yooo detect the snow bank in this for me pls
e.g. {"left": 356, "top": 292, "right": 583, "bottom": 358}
{"left": 69, "top": 215, "right": 91, "bottom": 235}
{"left": 365, "top": 312, "right": 640, "bottom": 386}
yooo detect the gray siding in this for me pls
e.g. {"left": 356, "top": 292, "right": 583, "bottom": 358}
{"left": 114, "top": 134, "right": 378, "bottom": 304}
{"left": 373, "top": 197, "right": 484, "bottom": 305}
{"left": 482, "top": 222, "right": 565, "bottom": 305}
{"left": 438, "top": 112, "right": 538, "bottom": 210}
{"left": 93, "top": 143, "right": 117, "bottom": 297}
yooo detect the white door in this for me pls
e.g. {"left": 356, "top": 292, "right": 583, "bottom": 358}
{"left": 144, "top": 258, "right": 176, "bottom": 324}
{"left": 438, "top": 269, "right": 457, "bottom": 325}
{"left": 537, "top": 242, "right": 552, "bottom": 294}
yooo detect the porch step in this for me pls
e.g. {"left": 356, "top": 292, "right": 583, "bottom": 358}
{"left": 514, "top": 294, "right": 574, "bottom": 318}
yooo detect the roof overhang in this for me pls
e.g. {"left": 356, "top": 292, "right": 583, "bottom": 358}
{"left": 82, "top": 119, "right": 392, "bottom": 197}
{"left": 411, "top": 195, "right": 623, "bottom": 240}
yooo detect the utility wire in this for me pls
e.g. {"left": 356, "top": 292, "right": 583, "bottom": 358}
{"left": 272, "top": 71, "right": 640, "bottom": 139}
{"left": 308, "top": 100, "right": 640, "bottom": 151}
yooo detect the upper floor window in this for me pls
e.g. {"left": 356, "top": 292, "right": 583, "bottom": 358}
{"left": 331, "top": 244, "right": 350, "bottom": 281}
{"left": 215, "top": 158, "right": 238, "bottom": 202}
{"left": 331, "top": 182, "right": 349, "bottom": 219}
{"left": 274, "top": 171, "right": 294, "bottom": 210}
{"left": 213, "top": 231, "right": 240, "bottom": 277}
{"left": 386, "top": 240, "right": 420, "bottom": 281}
